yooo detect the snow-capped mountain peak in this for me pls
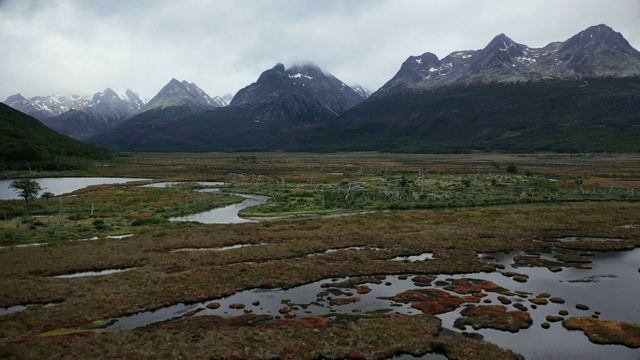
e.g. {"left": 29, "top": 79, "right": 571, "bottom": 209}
{"left": 140, "top": 79, "right": 219, "bottom": 113}
{"left": 229, "top": 61, "right": 365, "bottom": 124}
{"left": 351, "top": 84, "right": 371, "bottom": 99}
{"left": 371, "top": 24, "right": 640, "bottom": 99}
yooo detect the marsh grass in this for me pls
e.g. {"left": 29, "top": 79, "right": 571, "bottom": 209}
{"left": 1, "top": 152, "right": 639, "bottom": 358}
{"left": 0, "top": 182, "right": 242, "bottom": 246}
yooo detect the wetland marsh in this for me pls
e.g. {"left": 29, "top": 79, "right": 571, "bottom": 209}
{"left": 1, "top": 152, "right": 639, "bottom": 359}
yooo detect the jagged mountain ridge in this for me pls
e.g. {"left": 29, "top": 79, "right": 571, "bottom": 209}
{"left": 3, "top": 79, "right": 225, "bottom": 140}
{"left": 88, "top": 78, "right": 229, "bottom": 145}
{"left": 372, "top": 24, "right": 640, "bottom": 99}
{"left": 3, "top": 93, "right": 93, "bottom": 120}
{"left": 41, "top": 88, "right": 147, "bottom": 140}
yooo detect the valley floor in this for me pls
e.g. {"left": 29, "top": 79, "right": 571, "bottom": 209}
{"left": 1, "top": 152, "right": 639, "bottom": 359}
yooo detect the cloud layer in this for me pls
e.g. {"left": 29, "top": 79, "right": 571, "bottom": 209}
{"left": 1, "top": 0, "right": 639, "bottom": 100}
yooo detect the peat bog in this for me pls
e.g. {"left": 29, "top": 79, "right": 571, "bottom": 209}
{"left": 1, "top": 152, "right": 639, "bottom": 359}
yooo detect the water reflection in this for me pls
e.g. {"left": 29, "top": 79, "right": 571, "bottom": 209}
{"left": 141, "top": 181, "right": 224, "bottom": 188}
{"left": 170, "top": 243, "right": 267, "bottom": 253}
{"left": 0, "top": 178, "right": 226, "bottom": 200}
{"left": 102, "top": 248, "right": 640, "bottom": 359}
{"left": 169, "top": 194, "right": 270, "bottom": 224}
{"left": 391, "top": 253, "right": 435, "bottom": 262}
{"left": 52, "top": 268, "right": 135, "bottom": 279}
{"left": 0, "top": 177, "right": 146, "bottom": 200}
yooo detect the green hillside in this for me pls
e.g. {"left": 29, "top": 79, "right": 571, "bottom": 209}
{"left": 0, "top": 103, "right": 109, "bottom": 171}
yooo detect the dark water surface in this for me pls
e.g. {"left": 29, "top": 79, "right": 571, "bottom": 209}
{"left": 101, "top": 247, "right": 640, "bottom": 359}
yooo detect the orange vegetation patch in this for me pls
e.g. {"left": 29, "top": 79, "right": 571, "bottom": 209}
{"left": 461, "top": 295, "right": 483, "bottom": 304}
{"left": 183, "top": 308, "right": 204, "bottom": 317}
{"left": 329, "top": 297, "right": 361, "bottom": 306}
{"left": 206, "top": 302, "right": 221, "bottom": 309}
{"left": 563, "top": 317, "right": 640, "bottom": 348}
{"left": 444, "top": 278, "right": 508, "bottom": 295}
{"left": 393, "top": 289, "right": 463, "bottom": 315}
{"left": 455, "top": 305, "right": 532, "bottom": 333}
{"left": 412, "top": 275, "right": 436, "bottom": 287}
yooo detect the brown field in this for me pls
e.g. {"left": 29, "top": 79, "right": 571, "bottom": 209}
{"left": 1, "top": 152, "right": 639, "bottom": 359}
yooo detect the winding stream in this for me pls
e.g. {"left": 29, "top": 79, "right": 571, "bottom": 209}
{"left": 169, "top": 194, "right": 270, "bottom": 224}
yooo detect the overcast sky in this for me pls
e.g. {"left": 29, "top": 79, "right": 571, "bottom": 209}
{"left": 1, "top": 0, "right": 639, "bottom": 101}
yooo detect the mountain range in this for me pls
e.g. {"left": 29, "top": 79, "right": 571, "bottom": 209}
{"left": 278, "top": 25, "right": 640, "bottom": 153}
{"left": 371, "top": 24, "right": 640, "bottom": 99}
{"left": 2, "top": 80, "right": 231, "bottom": 140}
{"left": 4, "top": 24, "right": 640, "bottom": 153}
{"left": 4, "top": 89, "right": 147, "bottom": 140}
{"left": 90, "top": 63, "right": 367, "bottom": 151}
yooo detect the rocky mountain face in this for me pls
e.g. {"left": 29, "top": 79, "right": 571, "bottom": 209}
{"left": 372, "top": 24, "right": 640, "bottom": 99}
{"left": 230, "top": 63, "right": 365, "bottom": 124}
{"left": 140, "top": 79, "right": 222, "bottom": 113}
{"left": 351, "top": 84, "right": 371, "bottom": 99}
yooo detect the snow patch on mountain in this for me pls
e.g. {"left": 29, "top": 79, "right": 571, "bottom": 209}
{"left": 371, "top": 24, "right": 640, "bottom": 100}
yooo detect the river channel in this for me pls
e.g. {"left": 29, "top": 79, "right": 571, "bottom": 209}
{"left": 169, "top": 194, "right": 270, "bottom": 224}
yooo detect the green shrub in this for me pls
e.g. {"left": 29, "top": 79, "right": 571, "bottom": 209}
{"left": 131, "top": 217, "right": 164, "bottom": 226}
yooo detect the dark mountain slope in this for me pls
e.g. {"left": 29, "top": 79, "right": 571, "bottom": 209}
{"left": 0, "top": 104, "right": 109, "bottom": 170}
{"left": 90, "top": 102, "right": 334, "bottom": 152}
{"left": 91, "top": 63, "right": 365, "bottom": 151}
{"left": 275, "top": 76, "right": 640, "bottom": 153}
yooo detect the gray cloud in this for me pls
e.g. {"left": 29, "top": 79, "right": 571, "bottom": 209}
{"left": 1, "top": 0, "right": 639, "bottom": 100}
